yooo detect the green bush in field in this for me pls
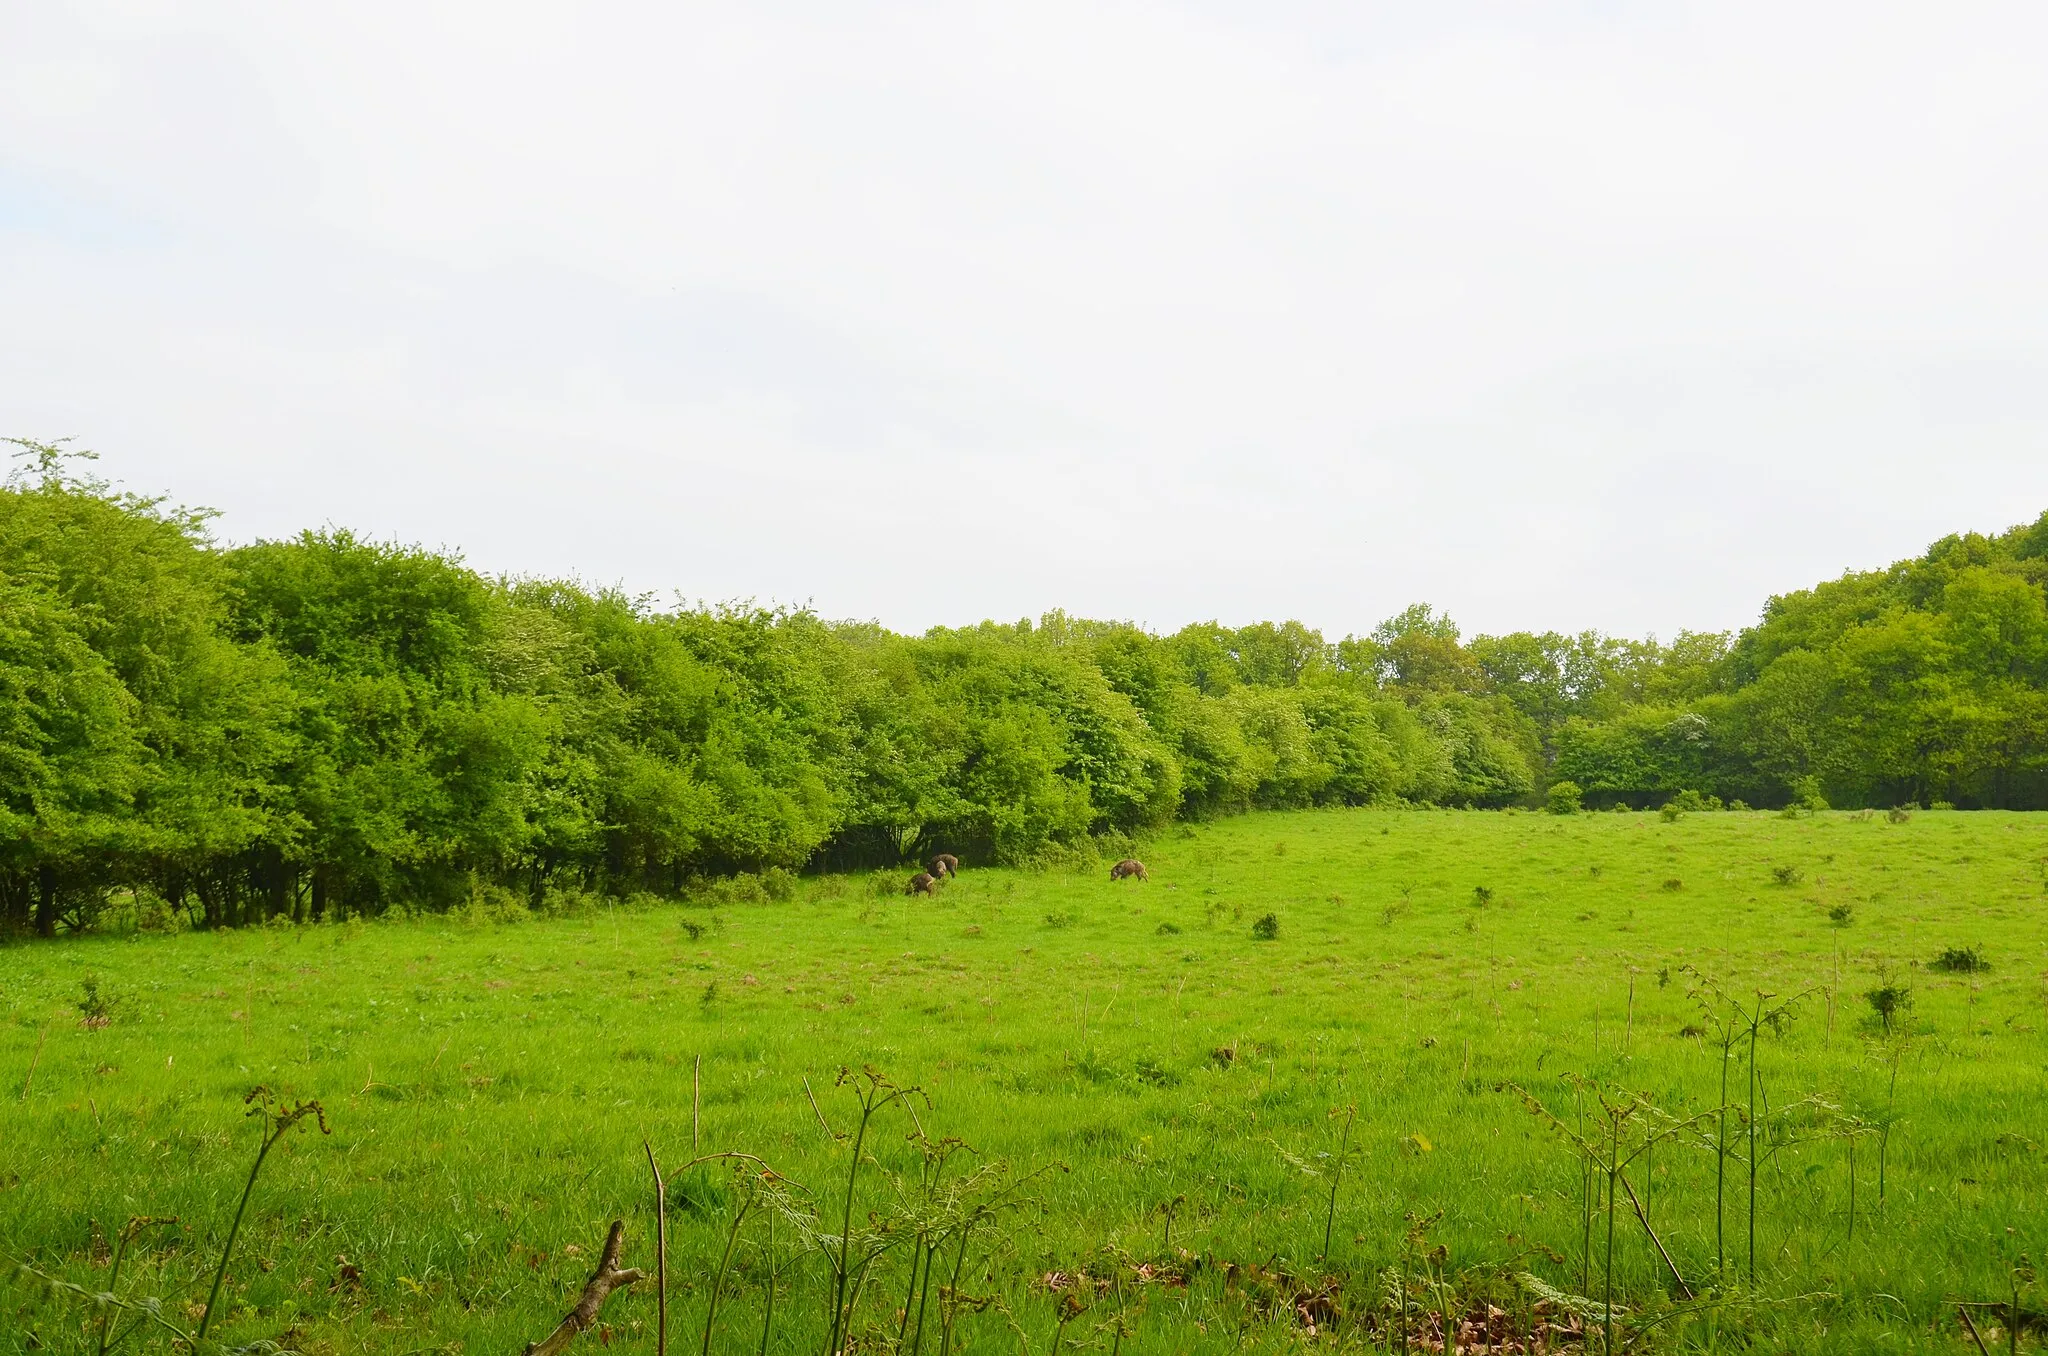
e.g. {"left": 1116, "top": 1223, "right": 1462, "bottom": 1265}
{"left": 1930, "top": 944, "right": 1989, "bottom": 973}
{"left": 1545, "top": 780, "right": 1583, "bottom": 815}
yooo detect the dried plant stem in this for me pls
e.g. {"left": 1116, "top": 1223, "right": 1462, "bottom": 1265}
{"left": 1618, "top": 1172, "right": 1692, "bottom": 1300}
{"left": 19, "top": 1021, "right": 50, "bottom": 1102}
{"left": 692, "top": 1055, "right": 702, "bottom": 1152}
{"left": 643, "top": 1141, "right": 667, "bottom": 1356}
{"left": 1624, "top": 973, "right": 1635, "bottom": 1056}
{"left": 522, "top": 1220, "right": 645, "bottom": 1356}
{"left": 1959, "top": 1305, "right": 1992, "bottom": 1356}
{"left": 803, "top": 1076, "right": 834, "bottom": 1138}
{"left": 1846, "top": 1137, "right": 1856, "bottom": 1240}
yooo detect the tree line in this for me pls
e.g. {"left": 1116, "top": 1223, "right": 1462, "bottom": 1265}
{"left": 4, "top": 440, "right": 2045, "bottom": 933}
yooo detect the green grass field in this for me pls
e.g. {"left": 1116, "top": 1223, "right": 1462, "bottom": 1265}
{"left": 5, "top": 807, "right": 2047, "bottom": 1353}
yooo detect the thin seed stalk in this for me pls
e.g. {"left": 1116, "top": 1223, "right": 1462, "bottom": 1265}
{"left": 1846, "top": 1136, "right": 1856, "bottom": 1241}
{"left": 701, "top": 1188, "right": 755, "bottom": 1356}
{"left": 1716, "top": 1029, "right": 1731, "bottom": 1275}
{"left": 95, "top": 1226, "right": 135, "bottom": 1356}
{"left": 1321, "top": 1107, "right": 1356, "bottom": 1264}
{"left": 197, "top": 1125, "right": 282, "bottom": 1339}
{"left": 938, "top": 1216, "right": 976, "bottom": 1356}
{"left": 1398, "top": 1259, "right": 1408, "bottom": 1356}
{"left": 1603, "top": 1135, "right": 1618, "bottom": 1354}
{"left": 1577, "top": 1084, "right": 1593, "bottom": 1297}
{"left": 1747, "top": 1001, "right": 1760, "bottom": 1287}
{"left": 911, "top": 1237, "right": 940, "bottom": 1356}
{"left": 898, "top": 1233, "right": 926, "bottom": 1349}
{"left": 830, "top": 1096, "right": 879, "bottom": 1353}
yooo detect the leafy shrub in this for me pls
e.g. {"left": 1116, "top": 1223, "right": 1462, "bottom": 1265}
{"left": 75, "top": 974, "right": 115, "bottom": 1028}
{"left": 1887, "top": 805, "right": 1914, "bottom": 823}
{"left": 1545, "top": 780, "right": 1583, "bottom": 815}
{"left": 1866, "top": 979, "right": 1912, "bottom": 1034}
{"left": 539, "top": 884, "right": 599, "bottom": 917}
{"left": 1043, "top": 911, "right": 1076, "bottom": 929}
{"left": 1661, "top": 878, "right": 1683, "bottom": 891}
{"left": 1251, "top": 912, "right": 1280, "bottom": 940}
{"left": 1771, "top": 864, "right": 1804, "bottom": 887}
{"left": 1670, "top": 789, "right": 1723, "bottom": 812}
{"left": 1931, "top": 946, "right": 1989, "bottom": 973}
{"left": 1659, "top": 803, "right": 1684, "bottom": 823}
{"left": 1727, "top": 799, "right": 1750, "bottom": 811}
{"left": 690, "top": 871, "right": 797, "bottom": 906}
{"left": 465, "top": 878, "right": 529, "bottom": 924}
{"left": 1792, "top": 775, "right": 1830, "bottom": 811}
{"left": 1155, "top": 920, "right": 1182, "bottom": 935}
{"left": 1929, "top": 800, "right": 1955, "bottom": 811}
{"left": 1828, "top": 902, "right": 1854, "bottom": 927}
{"left": 136, "top": 893, "right": 183, "bottom": 933}
{"left": 1471, "top": 885, "right": 1493, "bottom": 907}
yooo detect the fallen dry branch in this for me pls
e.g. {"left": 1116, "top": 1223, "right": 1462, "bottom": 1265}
{"left": 522, "top": 1220, "right": 645, "bottom": 1356}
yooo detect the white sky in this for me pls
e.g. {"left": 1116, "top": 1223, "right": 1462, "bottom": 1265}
{"left": 5, "top": 2, "right": 2047, "bottom": 642}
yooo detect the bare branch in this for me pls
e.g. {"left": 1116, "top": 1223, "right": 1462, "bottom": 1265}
{"left": 522, "top": 1221, "right": 646, "bottom": 1356}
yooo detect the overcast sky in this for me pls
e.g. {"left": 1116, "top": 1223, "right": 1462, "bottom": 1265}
{"left": 5, "top": 3, "right": 2046, "bottom": 642}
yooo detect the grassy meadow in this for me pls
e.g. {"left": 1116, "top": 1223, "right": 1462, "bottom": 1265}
{"left": 4, "top": 807, "right": 2047, "bottom": 1353}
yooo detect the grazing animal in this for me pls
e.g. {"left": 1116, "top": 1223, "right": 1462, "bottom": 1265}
{"left": 1109, "top": 858, "right": 1149, "bottom": 882}
{"left": 929, "top": 853, "right": 959, "bottom": 879}
{"left": 906, "top": 871, "right": 940, "bottom": 897}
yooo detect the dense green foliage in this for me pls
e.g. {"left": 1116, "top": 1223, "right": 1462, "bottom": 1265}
{"left": 6, "top": 441, "right": 2047, "bottom": 932}
{"left": 5, "top": 808, "right": 2044, "bottom": 1352}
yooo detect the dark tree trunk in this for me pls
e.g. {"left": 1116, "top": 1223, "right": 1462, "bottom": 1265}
{"left": 35, "top": 865, "right": 59, "bottom": 938}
